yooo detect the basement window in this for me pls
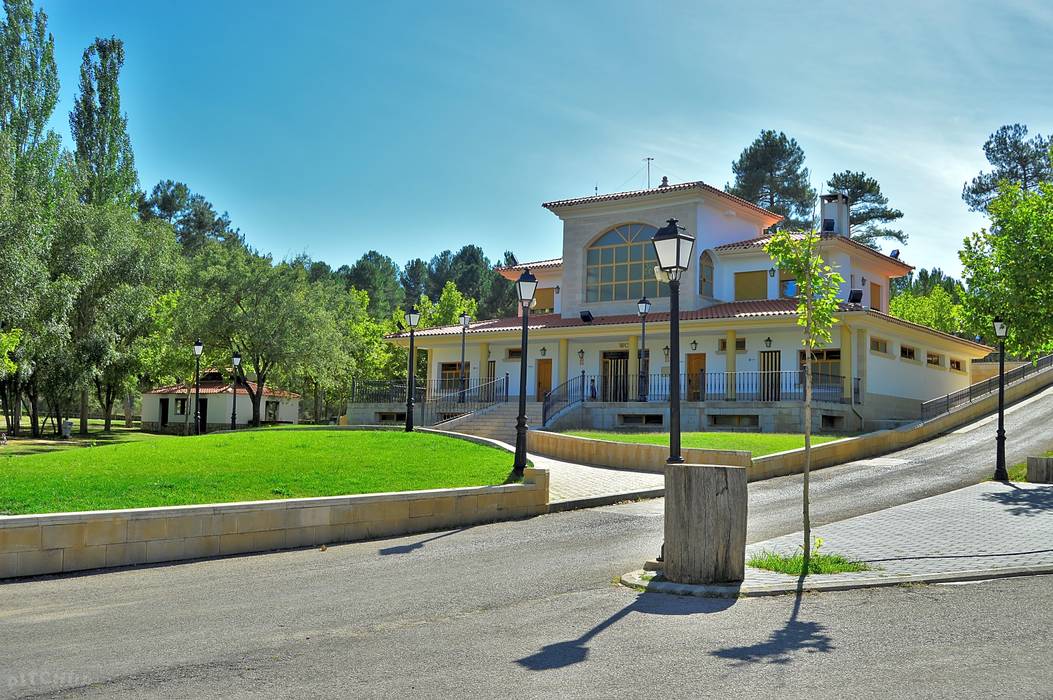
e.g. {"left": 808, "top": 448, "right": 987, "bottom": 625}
{"left": 619, "top": 413, "right": 664, "bottom": 427}
{"left": 708, "top": 414, "right": 759, "bottom": 429}
{"left": 821, "top": 414, "right": 845, "bottom": 430}
{"left": 376, "top": 411, "right": 407, "bottom": 423}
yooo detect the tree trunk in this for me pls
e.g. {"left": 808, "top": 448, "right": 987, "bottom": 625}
{"left": 11, "top": 380, "right": 22, "bottom": 437}
{"left": 314, "top": 380, "right": 321, "bottom": 423}
{"left": 802, "top": 280, "right": 814, "bottom": 574}
{"left": 79, "top": 389, "right": 89, "bottom": 435}
{"left": 124, "top": 391, "right": 133, "bottom": 428}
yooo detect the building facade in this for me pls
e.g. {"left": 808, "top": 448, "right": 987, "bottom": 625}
{"left": 142, "top": 371, "right": 300, "bottom": 434}
{"left": 377, "top": 180, "right": 990, "bottom": 432}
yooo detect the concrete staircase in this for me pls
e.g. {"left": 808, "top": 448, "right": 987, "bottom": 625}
{"left": 435, "top": 401, "right": 544, "bottom": 445}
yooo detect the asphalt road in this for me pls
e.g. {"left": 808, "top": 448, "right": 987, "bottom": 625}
{"left": 2, "top": 387, "right": 1053, "bottom": 699}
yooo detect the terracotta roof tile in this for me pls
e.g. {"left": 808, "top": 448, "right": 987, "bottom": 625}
{"left": 146, "top": 380, "right": 301, "bottom": 399}
{"left": 494, "top": 257, "right": 563, "bottom": 272}
{"left": 542, "top": 180, "right": 784, "bottom": 225}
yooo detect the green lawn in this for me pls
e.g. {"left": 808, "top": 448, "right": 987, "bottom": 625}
{"left": 0, "top": 424, "right": 168, "bottom": 457}
{"left": 0, "top": 429, "right": 516, "bottom": 515}
{"left": 564, "top": 430, "right": 842, "bottom": 457}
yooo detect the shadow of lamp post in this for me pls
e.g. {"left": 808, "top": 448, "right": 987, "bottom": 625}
{"left": 404, "top": 306, "right": 421, "bottom": 432}
{"left": 513, "top": 268, "right": 538, "bottom": 477}
{"left": 993, "top": 316, "right": 1009, "bottom": 481}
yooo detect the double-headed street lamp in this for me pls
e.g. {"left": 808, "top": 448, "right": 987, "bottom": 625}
{"left": 637, "top": 297, "right": 651, "bottom": 401}
{"left": 459, "top": 311, "right": 471, "bottom": 403}
{"left": 230, "top": 350, "right": 241, "bottom": 431}
{"left": 404, "top": 306, "right": 421, "bottom": 432}
{"left": 193, "top": 339, "right": 203, "bottom": 435}
{"left": 993, "top": 316, "right": 1009, "bottom": 481}
{"left": 513, "top": 268, "right": 538, "bottom": 477}
{"left": 651, "top": 218, "right": 695, "bottom": 464}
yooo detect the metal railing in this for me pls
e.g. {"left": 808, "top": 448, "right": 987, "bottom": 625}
{"left": 542, "top": 371, "right": 588, "bottom": 426}
{"left": 350, "top": 376, "right": 509, "bottom": 405}
{"left": 920, "top": 352, "right": 1053, "bottom": 420}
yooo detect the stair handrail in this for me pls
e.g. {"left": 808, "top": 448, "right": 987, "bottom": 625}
{"left": 920, "top": 352, "right": 1053, "bottom": 420}
{"left": 542, "top": 370, "right": 586, "bottom": 426}
{"left": 421, "top": 373, "right": 510, "bottom": 426}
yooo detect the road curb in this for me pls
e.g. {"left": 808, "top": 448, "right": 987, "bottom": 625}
{"left": 620, "top": 564, "right": 1053, "bottom": 598}
{"left": 549, "top": 488, "right": 665, "bottom": 513}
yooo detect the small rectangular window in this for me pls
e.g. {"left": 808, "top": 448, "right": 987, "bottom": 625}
{"left": 900, "top": 345, "right": 917, "bottom": 361}
{"left": 926, "top": 352, "right": 944, "bottom": 368}
{"left": 870, "top": 337, "right": 889, "bottom": 354}
{"left": 718, "top": 338, "right": 747, "bottom": 352}
{"left": 506, "top": 348, "right": 522, "bottom": 360}
{"left": 265, "top": 400, "right": 279, "bottom": 422}
{"left": 950, "top": 358, "right": 964, "bottom": 372}
{"left": 175, "top": 398, "right": 187, "bottom": 416}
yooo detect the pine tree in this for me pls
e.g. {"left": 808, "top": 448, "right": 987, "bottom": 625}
{"left": 826, "top": 170, "right": 906, "bottom": 248}
{"left": 727, "top": 130, "right": 817, "bottom": 229}
{"left": 962, "top": 124, "right": 1052, "bottom": 212}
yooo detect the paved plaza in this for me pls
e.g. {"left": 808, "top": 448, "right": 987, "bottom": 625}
{"left": 532, "top": 453, "right": 664, "bottom": 508}
{"left": 630, "top": 480, "right": 1053, "bottom": 596}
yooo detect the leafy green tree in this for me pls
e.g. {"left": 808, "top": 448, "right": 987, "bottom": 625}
{"left": 0, "top": 0, "right": 58, "bottom": 157}
{"left": 345, "top": 250, "right": 402, "bottom": 320}
{"left": 963, "top": 124, "right": 1052, "bottom": 212}
{"left": 69, "top": 37, "right": 137, "bottom": 206}
{"left": 891, "top": 267, "right": 963, "bottom": 301}
{"left": 960, "top": 181, "right": 1053, "bottom": 358}
{"left": 825, "top": 170, "right": 906, "bottom": 248}
{"left": 765, "top": 229, "right": 844, "bottom": 573}
{"left": 727, "top": 130, "right": 817, "bottom": 229}
{"left": 889, "top": 287, "right": 964, "bottom": 335}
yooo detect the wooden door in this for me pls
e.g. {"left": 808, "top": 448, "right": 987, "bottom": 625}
{"left": 601, "top": 352, "right": 629, "bottom": 401}
{"left": 686, "top": 353, "right": 706, "bottom": 401}
{"left": 760, "top": 350, "right": 781, "bottom": 401}
{"left": 870, "top": 282, "right": 882, "bottom": 312}
{"left": 535, "top": 358, "right": 552, "bottom": 400}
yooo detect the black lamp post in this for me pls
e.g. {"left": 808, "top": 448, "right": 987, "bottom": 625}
{"left": 513, "top": 268, "right": 538, "bottom": 476}
{"left": 993, "top": 316, "right": 1009, "bottom": 481}
{"left": 193, "top": 339, "right": 203, "bottom": 435}
{"left": 459, "top": 311, "right": 470, "bottom": 403}
{"left": 651, "top": 218, "right": 695, "bottom": 464}
{"left": 230, "top": 350, "right": 241, "bottom": 431}
{"left": 404, "top": 306, "right": 421, "bottom": 432}
{"left": 638, "top": 297, "right": 651, "bottom": 401}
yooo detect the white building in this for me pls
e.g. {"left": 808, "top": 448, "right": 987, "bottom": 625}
{"left": 374, "top": 180, "right": 990, "bottom": 432}
{"left": 142, "top": 371, "right": 300, "bottom": 434}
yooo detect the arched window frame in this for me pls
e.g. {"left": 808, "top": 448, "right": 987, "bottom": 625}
{"left": 584, "top": 223, "right": 664, "bottom": 303}
{"left": 699, "top": 251, "right": 715, "bottom": 298}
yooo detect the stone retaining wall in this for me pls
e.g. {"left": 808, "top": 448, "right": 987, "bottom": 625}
{"left": 527, "top": 430, "right": 750, "bottom": 473}
{"left": 0, "top": 468, "right": 548, "bottom": 580}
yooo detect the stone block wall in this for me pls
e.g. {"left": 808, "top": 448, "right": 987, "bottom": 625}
{"left": 0, "top": 468, "right": 549, "bottom": 580}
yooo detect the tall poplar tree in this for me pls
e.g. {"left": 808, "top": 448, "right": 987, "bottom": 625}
{"left": 727, "top": 130, "right": 817, "bottom": 230}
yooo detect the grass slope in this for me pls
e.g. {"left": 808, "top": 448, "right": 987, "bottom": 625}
{"left": 0, "top": 424, "right": 168, "bottom": 457}
{"left": 564, "top": 430, "right": 841, "bottom": 457}
{"left": 0, "top": 430, "right": 515, "bottom": 515}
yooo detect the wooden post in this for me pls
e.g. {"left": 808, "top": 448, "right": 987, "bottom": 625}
{"left": 1027, "top": 456, "right": 1053, "bottom": 483}
{"left": 664, "top": 463, "right": 747, "bottom": 584}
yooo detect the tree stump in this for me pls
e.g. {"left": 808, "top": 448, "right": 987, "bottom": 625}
{"left": 1027, "top": 457, "right": 1053, "bottom": 484}
{"left": 664, "top": 463, "right": 747, "bottom": 584}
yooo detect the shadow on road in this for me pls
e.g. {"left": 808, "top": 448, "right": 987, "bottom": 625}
{"left": 516, "top": 591, "right": 736, "bottom": 671}
{"left": 981, "top": 483, "right": 1053, "bottom": 517}
{"left": 710, "top": 577, "right": 833, "bottom": 666}
{"left": 377, "top": 528, "right": 469, "bottom": 556}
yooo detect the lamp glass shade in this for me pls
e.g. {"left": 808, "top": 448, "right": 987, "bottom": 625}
{"left": 193, "top": 339, "right": 203, "bottom": 356}
{"left": 764, "top": 337, "right": 772, "bottom": 348}
{"left": 540, "top": 347, "right": 547, "bottom": 357}
{"left": 577, "top": 349, "right": 585, "bottom": 361}
{"left": 993, "top": 318, "right": 1008, "bottom": 338}
{"left": 405, "top": 307, "right": 421, "bottom": 329}
{"left": 690, "top": 340, "right": 698, "bottom": 351}
{"left": 637, "top": 297, "right": 651, "bottom": 316}
{"left": 516, "top": 269, "right": 538, "bottom": 305}
{"left": 232, "top": 351, "right": 241, "bottom": 367}
{"left": 460, "top": 312, "right": 471, "bottom": 328}
{"left": 663, "top": 345, "right": 670, "bottom": 360}
{"left": 651, "top": 218, "right": 695, "bottom": 278}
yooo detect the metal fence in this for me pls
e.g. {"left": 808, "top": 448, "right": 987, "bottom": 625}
{"left": 919, "top": 353, "right": 1053, "bottom": 420}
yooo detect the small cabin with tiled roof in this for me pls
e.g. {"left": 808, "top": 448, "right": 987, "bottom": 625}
{"left": 142, "top": 370, "right": 300, "bottom": 434}
{"left": 371, "top": 180, "right": 990, "bottom": 433}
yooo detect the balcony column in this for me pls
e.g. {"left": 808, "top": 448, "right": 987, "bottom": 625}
{"left": 627, "top": 335, "right": 639, "bottom": 397}
{"left": 725, "top": 330, "right": 737, "bottom": 400}
{"left": 558, "top": 337, "right": 568, "bottom": 386}
{"left": 479, "top": 342, "right": 489, "bottom": 381}
{"left": 856, "top": 328, "right": 867, "bottom": 397}
{"left": 841, "top": 323, "right": 854, "bottom": 400}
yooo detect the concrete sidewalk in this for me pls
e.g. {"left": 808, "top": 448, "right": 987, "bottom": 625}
{"left": 627, "top": 480, "right": 1053, "bottom": 596}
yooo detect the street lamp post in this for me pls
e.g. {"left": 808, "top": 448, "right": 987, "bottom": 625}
{"left": 459, "top": 311, "right": 471, "bottom": 403}
{"left": 637, "top": 297, "right": 651, "bottom": 401}
{"left": 230, "top": 350, "right": 241, "bottom": 431}
{"left": 513, "top": 269, "right": 538, "bottom": 477}
{"left": 193, "top": 339, "right": 203, "bottom": 435}
{"left": 404, "top": 307, "right": 421, "bottom": 432}
{"left": 651, "top": 218, "right": 695, "bottom": 465}
{"left": 993, "top": 317, "right": 1009, "bottom": 481}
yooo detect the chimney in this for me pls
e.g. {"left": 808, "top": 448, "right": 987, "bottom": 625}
{"left": 658, "top": 176, "right": 669, "bottom": 188}
{"left": 820, "top": 193, "right": 850, "bottom": 237}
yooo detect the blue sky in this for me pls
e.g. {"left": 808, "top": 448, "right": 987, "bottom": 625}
{"left": 43, "top": 1, "right": 1052, "bottom": 277}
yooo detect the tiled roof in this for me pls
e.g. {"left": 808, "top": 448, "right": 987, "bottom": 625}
{"left": 542, "top": 180, "right": 784, "bottom": 225}
{"left": 387, "top": 299, "right": 816, "bottom": 339}
{"left": 494, "top": 257, "right": 563, "bottom": 272}
{"left": 714, "top": 231, "right": 914, "bottom": 272}
{"left": 146, "top": 380, "right": 301, "bottom": 399}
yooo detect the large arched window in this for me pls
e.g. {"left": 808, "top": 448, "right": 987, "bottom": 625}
{"left": 585, "top": 224, "right": 662, "bottom": 302}
{"left": 699, "top": 252, "right": 714, "bottom": 298}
